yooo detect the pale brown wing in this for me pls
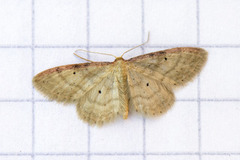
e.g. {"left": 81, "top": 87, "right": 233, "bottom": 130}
{"left": 127, "top": 47, "right": 208, "bottom": 87}
{"left": 33, "top": 62, "right": 113, "bottom": 104}
{"left": 76, "top": 71, "right": 122, "bottom": 125}
{"left": 127, "top": 69, "right": 175, "bottom": 116}
{"left": 126, "top": 47, "right": 207, "bottom": 116}
{"left": 33, "top": 62, "right": 122, "bottom": 125}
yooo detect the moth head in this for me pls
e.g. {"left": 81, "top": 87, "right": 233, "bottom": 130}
{"left": 115, "top": 57, "right": 124, "bottom": 61}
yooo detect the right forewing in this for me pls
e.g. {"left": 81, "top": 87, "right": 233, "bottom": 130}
{"left": 127, "top": 47, "right": 208, "bottom": 88}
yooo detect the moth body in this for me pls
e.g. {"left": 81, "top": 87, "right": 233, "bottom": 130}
{"left": 113, "top": 57, "right": 129, "bottom": 119}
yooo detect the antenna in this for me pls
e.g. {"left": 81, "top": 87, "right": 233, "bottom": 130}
{"left": 73, "top": 48, "right": 118, "bottom": 62}
{"left": 120, "top": 32, "right": 150, "bottom": 58}
{"left": 74, "top": 32, "right": 150, "bottom": 62}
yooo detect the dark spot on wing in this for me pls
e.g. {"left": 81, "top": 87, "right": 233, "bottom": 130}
{"left": 147, "top": 51, "right": 167, "bottom": 58}
{"left": 84, "top": 63, "right": 90, "bottom": 67}
{"left": 56, "top": 67, "right": 61, "bottom": 73}
{"left": 161, "top": 51, "right": 166, "bottom": 54}
{"left": 73, "top": 64, "right": 79, "bottom": 68}
{"left": 149, "top": 53, "right": 154, "bottom": 57}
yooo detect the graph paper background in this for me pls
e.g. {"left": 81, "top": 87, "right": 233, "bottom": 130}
{"left": 0, "top": 0, "right": 240, "bottom": 160}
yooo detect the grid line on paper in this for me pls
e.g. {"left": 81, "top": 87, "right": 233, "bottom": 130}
{"left": 86, "top": 0, "right": 90, "bottom": 160}
{"left": 196, "top": 0, "right": 200, "bottom": 45}
{"left": 141, "top": 1, "right": 146, "bottom": 160}
{"left": 1, "top": 151, "right": 240, "bottom": 156}
{"left": 1, "top": 44, "right": 240, "bottom": 49}
{"left": 197, "top": 76, "right": 202, "bottom": 160}
{"left": 196, "top": 0, "right": 202, "bottom": 160}
{"left": 141, "top": 0, "right": 146, "bottom": 160}
{"left": 31, "top": 0, "right": 35, "bottom": 159}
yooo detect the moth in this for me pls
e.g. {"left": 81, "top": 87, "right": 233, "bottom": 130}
{"left": 33, "top": 39, "right": 208, "bottom": 126}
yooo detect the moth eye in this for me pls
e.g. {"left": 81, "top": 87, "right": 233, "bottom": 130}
{"left": 73, "top": 72, "right": 76, "bottom": 74}
{"left": 146, "top": 83, "right": 149, "bottom": 86}
{"left": 98, "top": 90, "right": 101, "bottom": 94}
{"left": 164, "top": 57, "right": 167, "bottom": 60}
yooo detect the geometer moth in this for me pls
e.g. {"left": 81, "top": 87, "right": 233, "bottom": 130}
{"left": 33, "top": 45, "right": 207, "bottom": 126}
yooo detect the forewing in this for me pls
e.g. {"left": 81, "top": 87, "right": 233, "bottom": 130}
{"left": 76, "top": 71, "right": 121, "bottom": 126}
{"left": 127, "top": 69, "right": 175, "bottom": 116}
{"left": 127, "top": 47, "right": 207, "bottom": 116}
{"left": 33, "top": 62, "right": 113, "bottom": 104}
{"left": 127, "top": 47, "right": 208, "bottom": 87}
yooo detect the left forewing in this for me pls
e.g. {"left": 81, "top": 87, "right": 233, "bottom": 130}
{"left": 33, "top": 62, "right": 112, "bottom": 104}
